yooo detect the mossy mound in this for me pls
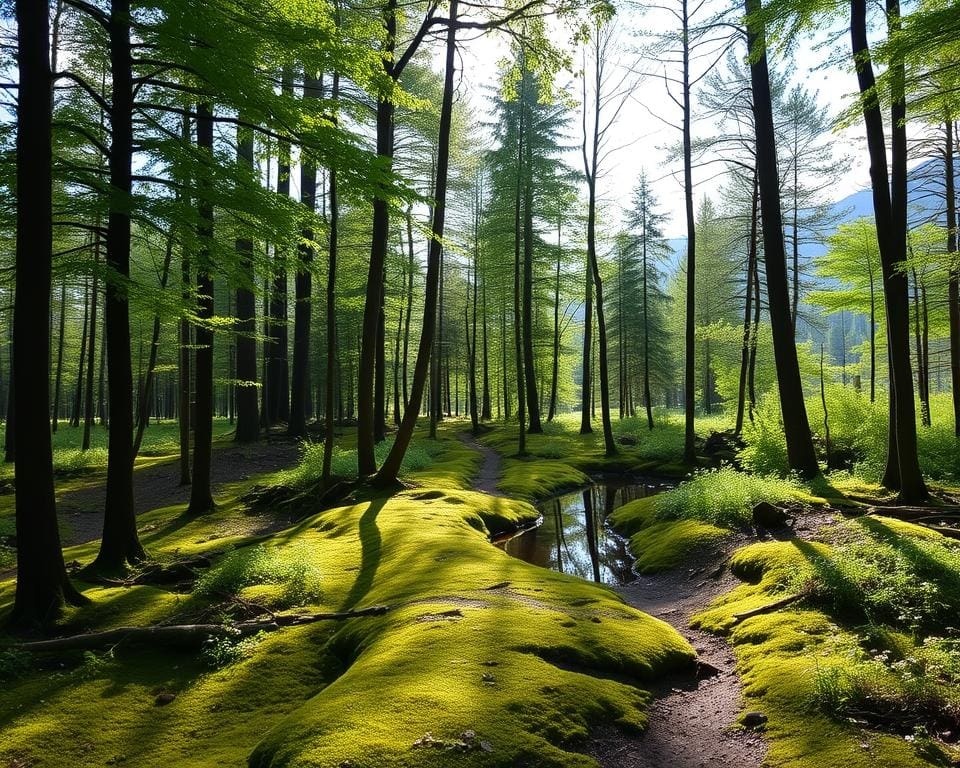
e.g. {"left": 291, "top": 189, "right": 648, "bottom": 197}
{"left": 0, "top": 438, "right": 694, "bottom": 768}
{"left": 693, "top": 517, "right": 960, "bottom": 768}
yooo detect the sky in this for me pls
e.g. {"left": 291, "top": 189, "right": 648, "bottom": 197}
{"left": 446, "top": 0, "right": 878, "bottom": 239}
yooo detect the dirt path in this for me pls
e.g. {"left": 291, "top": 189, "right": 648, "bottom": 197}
{"left": 457, "top": 432, "right": 504, "bottom": 496}
{"left": 591, "top": 537, "right": 767, "bottom": 768}
{"left": 56, "top": 437, "right": 302, "bottom": 547}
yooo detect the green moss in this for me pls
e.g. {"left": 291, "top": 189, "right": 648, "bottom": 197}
{"left": 0, "top": 431, "right": 694, "bottom": 768}
{"left": 629, "top": 520, "right": 729, "bottom": 573}
{"left": 692, "top": 519, "right": 960, "bottom": 768}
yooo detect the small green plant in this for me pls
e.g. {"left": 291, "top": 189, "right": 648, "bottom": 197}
{"left": 201, "top": 630, "right": 267, "bottom": 668}
{"left": 0, "top": 649, "right": 33, "bottom": 681}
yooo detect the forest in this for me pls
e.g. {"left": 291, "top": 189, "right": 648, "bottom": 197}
{"left": 1, "top": 0, "right": 960, "bottom": 765}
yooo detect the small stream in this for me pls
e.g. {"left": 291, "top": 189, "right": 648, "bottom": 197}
{"left": 498, "top": 479, "right": 671, "bottom": 585}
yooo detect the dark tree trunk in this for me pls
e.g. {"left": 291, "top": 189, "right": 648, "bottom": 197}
{"left": 51, "top": 279, "right": 66, "bottom": 431}
{"left": 322, "top": 73, "right": 340, "bottom": 483}
{"left": 851, "top": 0, "right": 926, "bottom": 501}
{"left": 90, "top": 0, "right": 146, "bottom": 570}
{"left": 522, "top": 127, "right": 542, "bottom": 433}
{"left": 234, "top": 119, "right": 259, "bottom": 442}
{"left": 178, "top": 217, "right": 192, "bottom": 486}
{"left": 735, "top": 173, "right": 759, "bottom": 436}
{"left": 375, "top": 263, "right": 387, "bottom": 441}
{"left": 580, "top": 254, "right": 593, "bottom": 434}
{"left": 72, "top": 276, "right": 89, "bottom": 428}
{"left": 548, "top": 219, "right": 561, "bottom": 422}
{"left": 748, "top": 259, "right": 761, "bottom": 421}
{"left": 402, "top": 207, "right": 414, "bottom": 409}
{"left": 82, "top": 245, "right": 100, "bottom": 450}
{"left": 469, "top": 195, "right": 480, "bottom": 433}
{"left": 747, "top": 0, "right": 819, "bottom": 478}
{"left": 9, "top": 0, "right": 85, "bottom": 629}
{"left": 375, "top": 0, "right": 458, "bottom": 486}
{"left": 945, "top": 118, "right": 959, "bottom": 435}
{"left": 681, "top": 0, "right": 696, "bottom": 464}
{"left": 289, "top": 71, "right": 320, "bottom": 438}
{"left": 188, "top": 102, "right": 216, "bottom": 515}
{"left": 513, "top": 87, "right": 527, "bottom": 456}
{"left": 358, "top": 0, "right": 397, "bottom": 475}
{"left": 134, "top": 236, "right": 173, "bottom": 458}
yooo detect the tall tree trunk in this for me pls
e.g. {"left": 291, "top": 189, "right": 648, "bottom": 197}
{"left": 289, "top": 71, "right": 320, "bottom": 438}
{"left": 946, "top": 118, "right": 959, "bottom": 434}
{"left": 234, "top": 119, "right": 259, "bottom": 442}
{"left": 188, "top": 102, "right": 216, "bottom": 515}
{"left": 746, "top": 0, "right": 819, "bottom": 478}
{"left": 322, "top": 73, "right": 340, "bottom": 484}
{"left": 90, "top": 0, "right": 146, "bottom": 570}
{"left": 51, "top": 279, "right": 66, "bottom": 431}
{"left": 178, "top": 243, "right": 191, "bottom": 486}
{"left": 134, "top": 236, "right": 173, "bottom": 457}
{"left": 735, "top": 173, "right": 759, "bottom": 436}
{"left": 469, "top": 193, "right": 480, "bottom": 433}
{"left": 481, "top": 274, "right": 491, "bottom": 420}
{"left": 748, "top": 258, "right": 761, "bottom": 421}
{"left": 580, "top": 254, "right": 593, "bottom": 434}
{"left": 357, "top": 0, "right": 397, "bottom": 475}
{"left": 642, "top": 204, "right": 655, "bottom": 431}
{"left": 9, "top": 0, "right": 85, "bottom": 628}
{"left": 522, "top": 121, "right": 542, "bottom": 433}
{"left": 402, "top": 206, "right": 414, "bottom": 409}
{"left": 868, "top": 253, "right": 876, "bottom": 402}
{"left": 549, "top": 218, "right": 561, "bottom": 422}
{"left": 514, "top": 86, "right": 527, "bottom": 456}
{"left": 681, "top": 0, "right": 696, "bottom": 464}
{"left": 851, "top": 0, "right": 926, "bottom": 501}
{"left": 375, "top": 0, "right": 458, "bottom": 486}
{"left": 72, "top": 276, "right": 89, "bottom": 428}
{"left": 81, "top": 241, "right": 99, "bottom": 449}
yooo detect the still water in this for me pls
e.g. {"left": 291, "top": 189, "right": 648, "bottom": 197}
{"left": 498, "top": 480, "right": 669, "bottom": 585}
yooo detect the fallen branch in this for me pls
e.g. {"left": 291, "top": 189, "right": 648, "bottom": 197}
{"left": 867, "top": 505, "right": 960, "bottom": 521}
{"left": 731, "top": 593, "right": 804, "bottom": 624}
{"left": 6, "top": 605, "right": 390, "bottom": 653}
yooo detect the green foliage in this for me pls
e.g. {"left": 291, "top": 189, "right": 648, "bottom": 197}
{"left": 277, "top": 437, "right": 439, "bottom": 488}
{"left": 652, "top": 467, "right": 810, "bottom": 528}
{"left": 0, "top": 649, "right": 33, "bottom": 682}
{"left": 202, "top": 630, "right": 268, "bottom": 669}
{"left": 194, "top": 544, "right": 323, "bottom": 609}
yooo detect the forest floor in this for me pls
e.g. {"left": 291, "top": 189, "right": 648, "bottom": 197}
{"left": 55, "top": 436, "right": 302, "bottom": 547}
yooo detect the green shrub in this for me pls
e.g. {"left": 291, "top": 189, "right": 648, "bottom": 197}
{"left": 202, "top": 630, "right": 267, "bottom": 668}
{"left": 194, "top": 544, "right": 323, "bottom": 608}
{"left": 277, "top": 437, "right": 437, "bottom": 488}
{"left": 652, "top": 467, "right": 808, "bottom": 528}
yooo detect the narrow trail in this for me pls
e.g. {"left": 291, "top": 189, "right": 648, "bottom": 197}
{"left": 457, "top": 431, "right": 504, "bottom": 497}
{"left": 55, "top": 438, "right": 301, "bottom": 547}
{"left": 592, "top": 540, "right": 767, "bottom": 768}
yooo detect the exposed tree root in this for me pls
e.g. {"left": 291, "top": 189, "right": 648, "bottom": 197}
{"left": 6, "top": 605, "right": 390, "bottom": 653}
{"left": 730, "top": 593, "right": 804, "bottom": 624}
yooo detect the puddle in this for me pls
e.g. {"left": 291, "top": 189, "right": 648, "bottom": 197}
{"left": 498, "top": 479, "right": 670, "bottom": 584}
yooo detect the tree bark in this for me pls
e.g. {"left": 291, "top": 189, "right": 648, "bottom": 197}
{"left": 851, "top": 0, "right": 926, "bottom": 501}
{"left": 522, "top": 117, "right": 542, "bottom": 433}
{"left": 735, "top": 174, "right": 759, "bottom": 436}
{"left": 234, "top": 118, "right": 259, "bottom": 442}
{"left": 681, "top": 0, "right": 696, "bottom": 464}
{"left": 188, "top": 102, "right": 216, "bottom": 515}
{"left": 91, "top": 0, "right": 146, "bottom": 570}
{"left": 746, "top": 0, "right": 819, "bottom": 478}
{"left": 945, "top": 118, "right": 959, "bottom": 435}
{"left": 322, "top": 73, "right": 340, "bottom": 484}
{"left": 9, "top": 0, "right": 85, "bottom": 629}
{"left": 374, "top": 0, "right": 459, "bottom": 486}
{"left": 51, "top": 279, "right": 66, "bottom": 431}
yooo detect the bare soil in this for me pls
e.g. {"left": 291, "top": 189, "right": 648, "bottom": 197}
{"left": 56, "top": 437, "right": 302, "bottom": 547}
{"left": 457, "top": 432, "right": 504, "bottom": 496}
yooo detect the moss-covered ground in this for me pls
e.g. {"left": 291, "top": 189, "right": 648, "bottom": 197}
{"left": 0, "top": 423, "right": 694, "bottom": 768}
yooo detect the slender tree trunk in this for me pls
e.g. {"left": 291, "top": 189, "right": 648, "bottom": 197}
{"left": 549, "top": 217, "right": 561, "bottom": 422}
{"left": 234, "top": 119, "right": 259, "bottom": 442}
{"left": 748, "top": 258, "right": 761, "bottom": 421}
{"left": 179, "top": 243, "right": 191, "bottom": 486}
{"left": 514, "top": 84, "right": 527, "bottom": 455}
{"left": 375, "top": 0, "right": 458, "bottom": 485}
{"left": 134, "top": 236, "right": 173, "bottom": 457}
{"left": 188, "top": 102, "right": 216, "bottom": 515}
{"left": 469, "top": 195, "right": 480, "bottom": 432}
{"left": 746, "top": 0, "right": 819, "bottom": 478}
{"left": 945, "top": 118, "right": 959, "bottom": 435}
{"left": 521, "top": 121, "right": 542, "bottom": 433}
{"left": 402, "top": 206, "right": 414, "bottom": 409}
{"left": 481, "top": 273, "right": 491, "bottom": 420}
{"left": 51, "top": 279, "right": 66, "bottom": 431}
{"left": 90, "top": 0, "right": 146, "bottom": 570}
{"left": 642, "top": 206, "right": 654, "bottom": 431}
{"left": 735, "top": 173, "right": 759, "bottom": 436}
{"left": 322, "top": 73, "right": 341, "bottom": 483}
{"left": 358, "top": 0, "right": 398, "bottom": 475}
{"left": 290, "top": 72, "right": 320, "bottom": 438}
{"left": 72, "top": 276, "right": 89, "bottom": 428}
{"left": 681, "top": 0, "right": 696, "bottom": 464}
{"left": 852, "top": 0, "right": 926, "bottom": 501}
{"left": 81, "top": 243, "right": 100, "bottom": 450}
{"left": 580, "top": 254, "right": 593, "bottom": 434}
{"left": 868, "top": 254, "right": 876, "bottom": 403}
{"left": 10, "top": 0, "right": 85, "bottom": 628}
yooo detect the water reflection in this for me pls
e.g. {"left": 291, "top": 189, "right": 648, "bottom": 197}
{"left": 499, "top": 481, "right": 667, "bottom": 585}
